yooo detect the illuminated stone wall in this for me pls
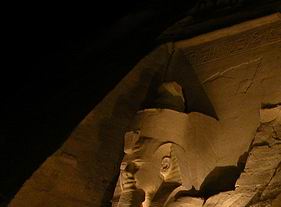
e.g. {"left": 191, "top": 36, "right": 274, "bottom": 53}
{"left": 175, "top": 13, "right": 281, "bottom": 166}
{"left": 9, "top": 13, "right": 281, "bottom": 207}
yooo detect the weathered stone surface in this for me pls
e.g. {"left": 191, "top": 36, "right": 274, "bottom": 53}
{"left": 9, "top": 44, "right": 172, "bottom": 207}
{"left": 175, "top": 13, "right": 281, "bottom": 166}
{"left": 116, "top": 106, "right": 220, "bottom": 206}
{"left": 261, "top": 164, "right": 281, "bottom": 201}
{"left": 165, "top": 197, "right": 204, "bottom": 207}
{"left": 113, "top": 13, "right": 281, "bottom": 207}
{"left": 204, "top": 106, "right": 281, "bottom": 207}
{"left": 10, "top": 13, "right": 281, "bottom": 207}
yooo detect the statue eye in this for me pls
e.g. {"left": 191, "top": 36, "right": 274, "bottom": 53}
{"left": 120, "top": 159, "right": 144, "bottom": 173}
{"left": 133, "top": 159, "right": 145, "bottom": 167}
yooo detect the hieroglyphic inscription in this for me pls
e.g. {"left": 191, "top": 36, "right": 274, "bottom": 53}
{"left": 183, "top": 21, "right": 281, "bottom": 66}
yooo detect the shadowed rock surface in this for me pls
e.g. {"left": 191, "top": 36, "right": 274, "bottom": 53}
{"left": 8, "top": 11, "right": 281, "bottom": 207}
{"left": 204, "top": 105, "right": 281, "bottom": 207}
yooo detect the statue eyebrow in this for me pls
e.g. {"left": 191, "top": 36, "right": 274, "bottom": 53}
{"left": 134, "top": 136, "right": 154, "bottom": 145}
{"left": 132, "top": 159, "right": 145, "bottom": 163}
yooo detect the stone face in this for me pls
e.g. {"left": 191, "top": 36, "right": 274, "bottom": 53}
{"left": 10, "top": 13, "right": 281, "bottom": 207}
{"left": 116, "top": 108, "right": 220, "bottom": 206}
{"left": 129, "top": 109, "right": 220, "bottom": 189}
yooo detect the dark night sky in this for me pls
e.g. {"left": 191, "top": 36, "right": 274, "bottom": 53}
{"left": 1, "top": 0, "right": 280, "bottom": 203}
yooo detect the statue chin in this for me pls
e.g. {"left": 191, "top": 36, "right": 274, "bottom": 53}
{"left": 119, "top": 175, "right": 162, "bottom": 207}
{"left": 137, "top": 182, "right": 166, "bottom": 206}
{"left": 117, "top": 188, "right": 145, "bottom": 207}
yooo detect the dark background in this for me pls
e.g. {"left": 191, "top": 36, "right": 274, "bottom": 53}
{"left": 1, "top": 0, "right": 280, "bottom": 203}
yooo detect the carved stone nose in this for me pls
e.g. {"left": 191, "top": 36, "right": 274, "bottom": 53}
{"left": 120, "top": 162, "right": 138, "bottom": 191}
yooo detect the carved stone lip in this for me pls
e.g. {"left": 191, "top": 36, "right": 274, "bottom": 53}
{"left": 121, "top": 178, "right": 137, "bottom": 191}
{"left": 122, "top": 179, "right": 136, "bottom": 185}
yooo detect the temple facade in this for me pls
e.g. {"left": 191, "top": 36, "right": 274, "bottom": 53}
{"left": 9, "top": 13, "right": 281, "bottom": 207}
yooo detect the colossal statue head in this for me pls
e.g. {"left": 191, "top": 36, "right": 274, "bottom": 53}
{"left": 117, "top": 82, "right": 220, "bottom": 207}
{"left": 119, "top": 131, "right": 187, "bottom": 206}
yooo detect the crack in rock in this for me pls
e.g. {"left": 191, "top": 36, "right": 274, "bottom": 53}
{"left": 203, "top": 105, "right": 281, "bottom": 207}
{"left": 202, "top": 57, "right": 262, "bottom": 85}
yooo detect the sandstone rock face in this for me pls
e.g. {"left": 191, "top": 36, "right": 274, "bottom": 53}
{"left": 116, "top": 108, "right": 220, "bottom": 206}
{"left": 9, "top": 42, "right": 173, "bottom": 207}
{"left": 174, "top": 13, "right": 281, "bottom": 166}
{"left": 204, "top": 106, "right": 281, "bottom": 207}
{"left": 10, "top": 13, "right": 281, "bottom": 207}
{"left": 113, "top": 13, "right": 281, "bottom": 207}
